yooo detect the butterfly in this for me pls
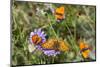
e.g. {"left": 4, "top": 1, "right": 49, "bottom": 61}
{"left": 54, "top": 6, "right": 65, "bottom": 22}
{"left": 41, "top": 38, "right": 69, "bottom": 52}
{"left": 79, "top": 41, "right": 91, "bottom": 58}
{"left": 32, "top": 34, "right": 42, "bottom": 45}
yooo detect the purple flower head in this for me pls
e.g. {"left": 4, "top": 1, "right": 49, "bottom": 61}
{"left": 50, "top": 8, "right": 55, "bottom": 14}
{"left": 29, "top": 29, "right": 61, "bottom": 56}
{"left": 43, "top": 49, "right": 60, "bottom": 56}
{"left": 44, "top": 3, "right": 55, "bottom": 14}
{"left": 30, "top": 28, "right": 46, "bottom": 45}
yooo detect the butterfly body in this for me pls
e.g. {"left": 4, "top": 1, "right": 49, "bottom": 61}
{"left": 80, "top": 48, "right": 90, "bottom": 52}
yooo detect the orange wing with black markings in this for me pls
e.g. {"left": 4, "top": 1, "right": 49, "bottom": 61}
{"left": 41, "top": 38, "right": 69, "bottom": 52}
{"left": 79, "top": 41, "right": 91, "bottom": 58}
{"left": 55, "top": 6, "right": 65, "bottom": 21}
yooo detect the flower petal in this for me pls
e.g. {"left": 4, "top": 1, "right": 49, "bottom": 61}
{"left": 43, "top": 50, "right": 60, "bottom": 56}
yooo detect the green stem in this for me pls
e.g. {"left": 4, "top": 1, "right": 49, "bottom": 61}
{"left": 47, "top": 14, "right": 59, "bottom": 39}
{"left": 49, "top": 21, "right": 59, "bottom": 39}
{"left": 65, "top": 23, "right": 74, "bottom": 43}
{"left": 52, "top": 56, "right": 55, "bottom": 63}
{"left": 40, "top": 22, "right": 55, "bottom": 29}
{"left": 65, "top": 24, "right": 74, "bottom": 39}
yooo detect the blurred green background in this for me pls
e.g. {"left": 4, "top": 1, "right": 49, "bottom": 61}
{"left": 12, "top": 0, "right": 96, "bottom": 66}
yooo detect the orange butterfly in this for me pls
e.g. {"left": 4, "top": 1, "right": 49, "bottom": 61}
{"left": 41, "top": 38, "right": 69, "bottom": 52}
{"left": 55, "top": 6, "right": 65, "bottom": 22}
{"left": 32, "top": 34, "right": 42, "bottom": 45}
{"left": 79, "top": 41, "right": 91, "bottom": 58}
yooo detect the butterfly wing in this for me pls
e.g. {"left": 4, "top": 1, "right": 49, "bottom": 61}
{"left": 41, "top": 39, "right": 55, "bottom": 50}
{"left": 79, "top": 42, "right": 85, "bottom": 50}
{"left": 59, "top": 40, "right": 69, "bottom": 51}
{"left": 79, "top": 41, "right": 91, "bottom": 58}
{"left": 82, "top": 49, "right": 90, "bottom": 58}
{"left": 55, "top": 6, "right": 64, "bottom": 15}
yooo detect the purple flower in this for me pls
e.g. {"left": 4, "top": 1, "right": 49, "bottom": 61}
{"left": 43, "top": 49, "right": 60, "bottom": 56}
{"left": 29, "top": 28, "right": 46, "bottom": 53}
{"left": 30, "top": 28, "right": 46, "bottom": 45}
{"left": 44, "top": 3, "right": 55, "bottom": 14}
{"left": 29, "top": 28, "right": 60, "bottom": 56}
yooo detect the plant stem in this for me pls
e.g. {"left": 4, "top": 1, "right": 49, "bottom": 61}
{"left": 49, "top": 21, "right": 59, "bottom": 39}
{"left": 47, "top": 14, "right": 59, "bottom": 39}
